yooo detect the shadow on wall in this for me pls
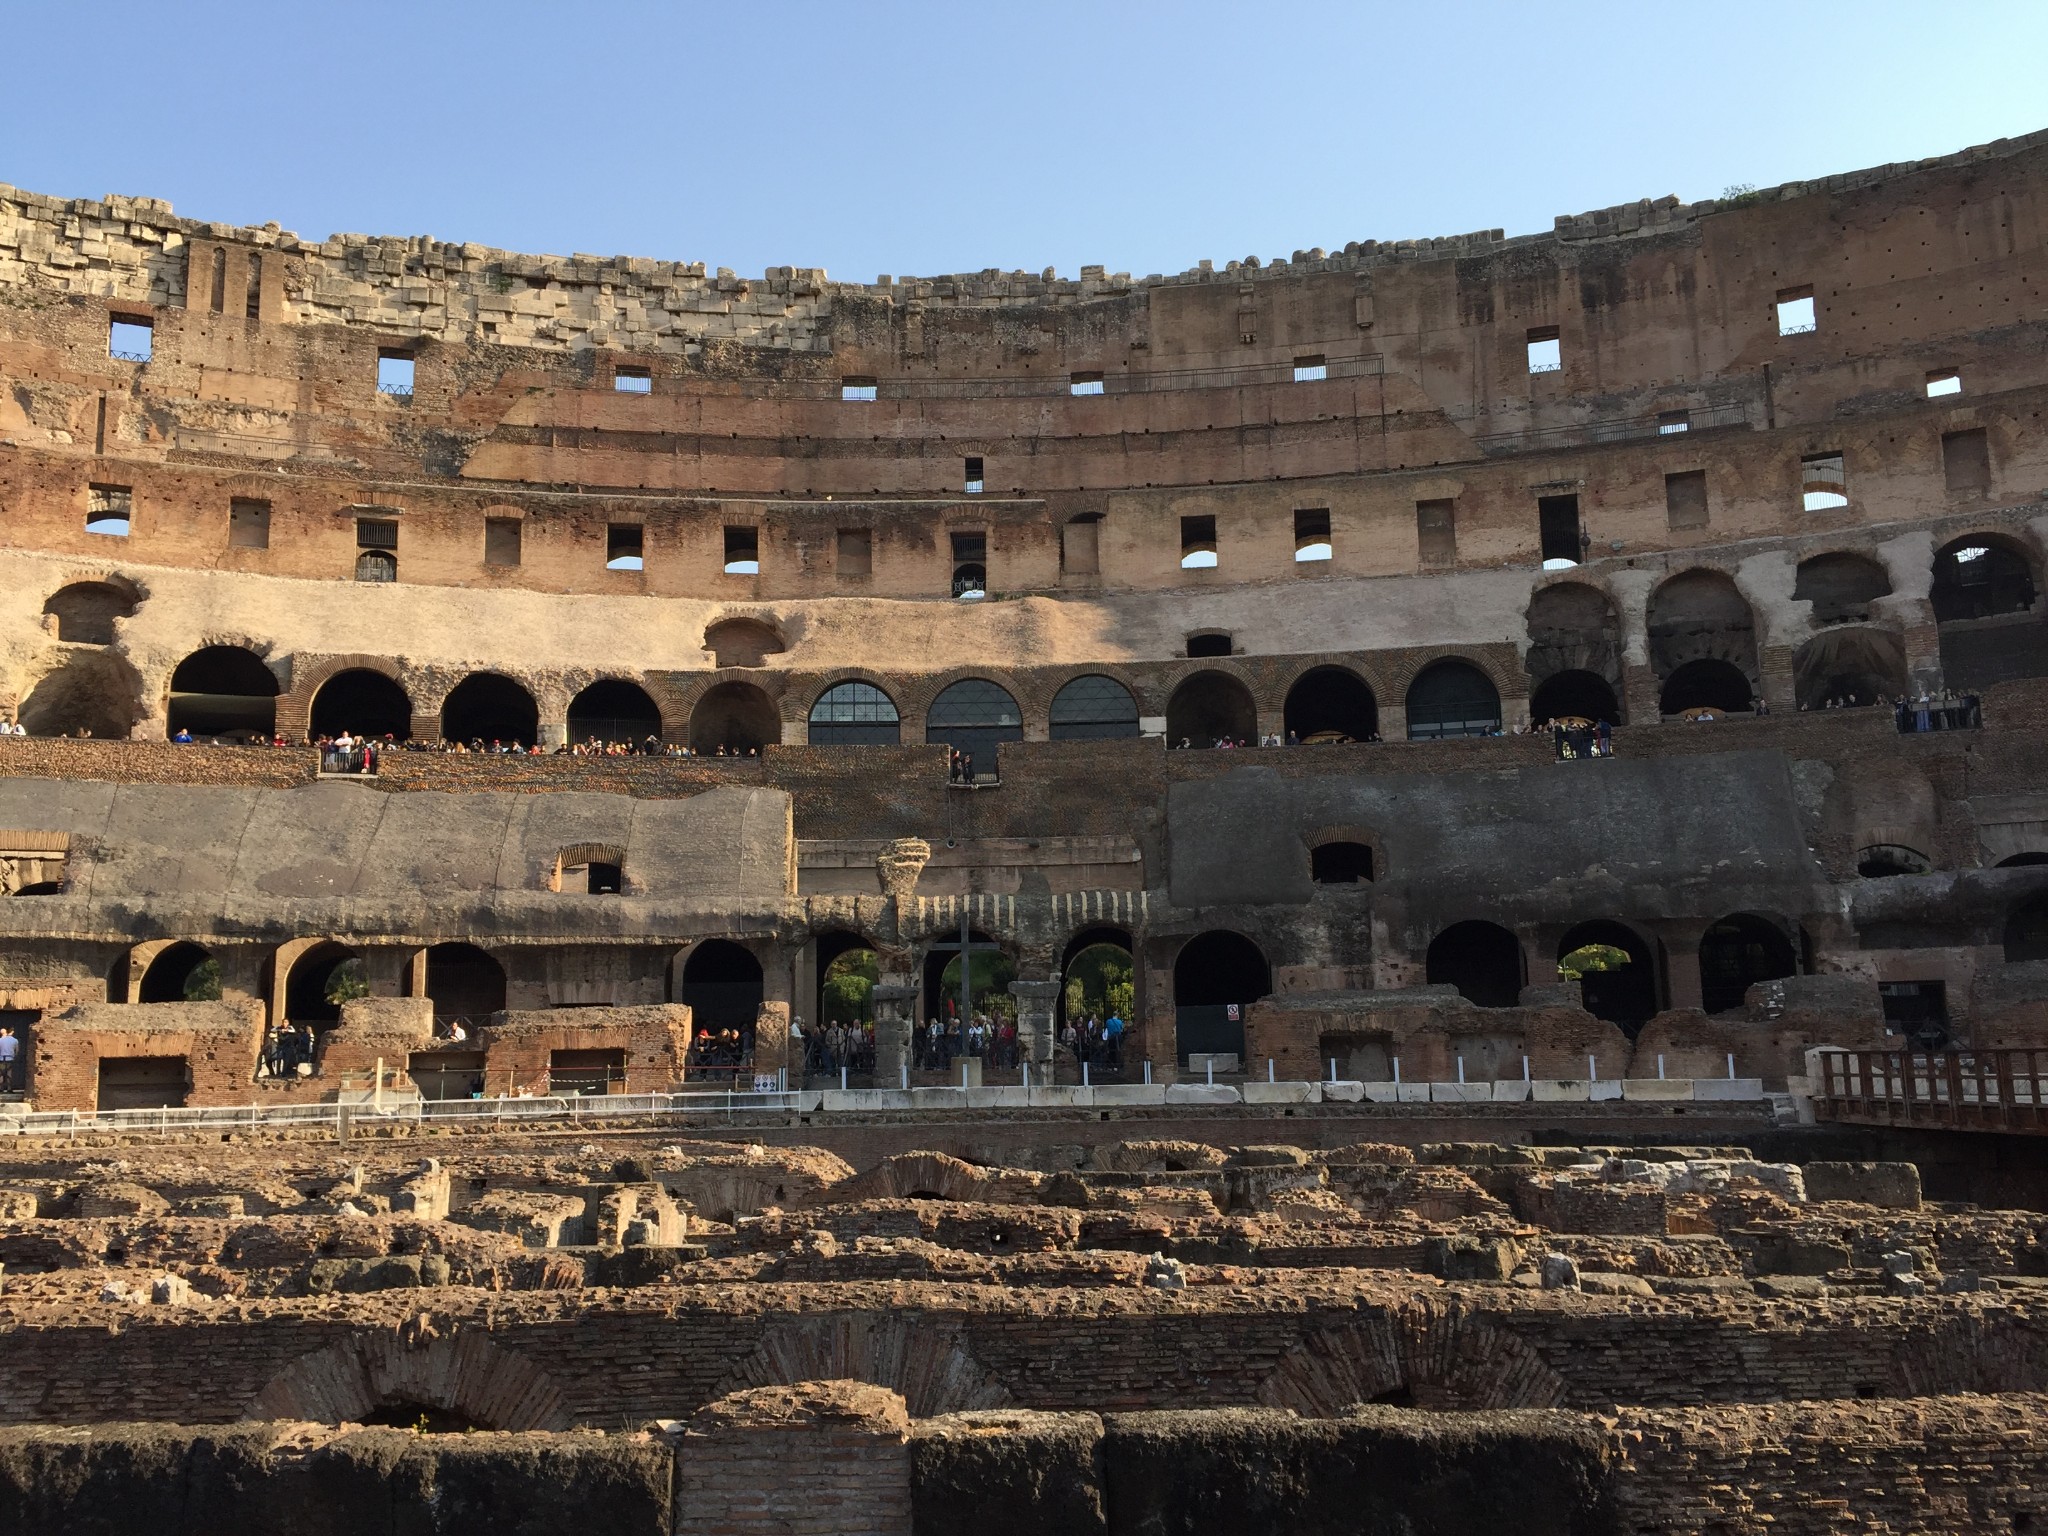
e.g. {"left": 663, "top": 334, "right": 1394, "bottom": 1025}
{"left": 19, "top": 649, "right": 144, "bottom": 738}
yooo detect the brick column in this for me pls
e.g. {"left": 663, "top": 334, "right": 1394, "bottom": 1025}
{"left": 675, "top": 1381, "right": 911, "bottom": 1536}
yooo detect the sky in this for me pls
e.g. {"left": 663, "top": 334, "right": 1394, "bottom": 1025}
{"left": 5, "top": 1, "right": 2045, "bottom": 282}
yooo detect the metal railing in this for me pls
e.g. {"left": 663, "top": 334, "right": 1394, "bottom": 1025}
{"left": 1811, "top": 1048, "right": 2048, "bottom": 1132}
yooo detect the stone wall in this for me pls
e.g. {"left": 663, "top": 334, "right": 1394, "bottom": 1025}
{"left": 31, "top": 999, "right": 262, "bottom": 1111}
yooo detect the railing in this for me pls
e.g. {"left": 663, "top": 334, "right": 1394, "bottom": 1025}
{"left": 1811, "top": 1048, "right": 2048, "bottom": 1132}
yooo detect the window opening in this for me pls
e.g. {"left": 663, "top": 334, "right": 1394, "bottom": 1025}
{"left": 108, "top": 317, "right": 152, "bottom": 362}
{"left": 1942, "top": 428, "right": 1991, "bottom": 493}
{"left": 377, "top": 350, "right": 415, "bottom": 396}
{"left": 484, "top": 517, "right": 522, "bottom": 567}
{"left": 1537, "top": 493, "right": 1582, "bottom": 567}
{"left": 355, "top": 550, "right": 397, "bottom": 583}
{"left": 1665, "top": 471, "right": 1709, "bottom": 531}
{"left": 1776, "top": 289, "right": 1816, "bottom": 336}
{"left": 963, "top": 456, "right": 984, "bottom": 493}
{"left": 837, "top": 528, "right": 872, "bottom": 577}
{"left": 606, "top": 524, "right": 644, "bottom": 572}
{"left": 1417, "top": 499, "right": 1456, "bottom": 566}
{"left": 1801, "top": 452, "right": 1848, "bottom": 511}
{"left": 1879, "top": 981, "right": 1949, "bottom": 1046}
{"left": 1181, "top": 514, "right": 1218, "bottom": 570}
{"left": 723, "top": 525, "right": 760, "bottom": 575}
{"left": 841, "top": 378, "right": 877, "bottom": 402}
{"left": 245, "top": 253, "right": 262, "bottom": 319}
{"left": 1311, "top": 842, "right": 1374, "bottom": 884}
{"left": 1048, "top": 674, "right": 1140, "bottom": 740}
{"left": 1186, "top": 632, "right": 1233, "bottom": 659}
{"left": 1292, "top": 355, "right": 1327, "bottom": 383}
{"left": 1926, "top": 370, "right": 1962, "bottom": 398}
{"left": 809, "top": 681, "right": 901, "bottom": 745}
{"left": 208, "top": 246, "right": 227, "bottom": 313}
{"left": 1069, "top": 371, "right": 1104, "bottom": 396}
{"left": 1294, "top": 508, "right": 1332, "bottom": 563}
{"left": 229, "top": 498, "right": 270, "bottom": 549}
{"left": 86, "top": 484, "right": 133, "bottom": 538}
{"left": 925, "top": 679, "right": 1023, "bottom": 768}
{"left": 1526, "top": 327, "right": 1561, "bottom": 374}
{"left": 951, "top": 529, "right": 987, "bottom": 598}
{"left": 587, "top": 861, "right": 624, "bottom": 895}
{"left": 1061, "top": 513, "right": 1101, "bottom": 576}
{"left": 614, "top": 366, "right": 652, "bottom": 394}
{"left": 356, "top": 517, "right": 398, "bottom": 550}
{"left": 1657, "top": 410, "right": 1690, "bottom": 434}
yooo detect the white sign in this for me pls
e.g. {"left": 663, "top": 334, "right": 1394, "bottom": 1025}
{"left": 752, "top": 1073, "right": 779, "bottom": 1094}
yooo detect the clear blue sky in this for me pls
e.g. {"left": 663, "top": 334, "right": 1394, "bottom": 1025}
{"left": 7, "top": 1, "right": 2044, "bottom": 282}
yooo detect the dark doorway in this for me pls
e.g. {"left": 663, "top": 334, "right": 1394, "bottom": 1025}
{"left": 424, "top": 943, "right": 505, "bottom": 1027}
{"left": 310, "top": 670, "right": 411, "bottom": 740}
{"left": 1426, "top": 921, "right": 1523, "bottom": 1008}
{"left": 681, "top": 940, "right": 764, "bottom": 1031}
{"left": 1406, "top": 662, "right": 1501, "bottom": 740}
{"left": 284, "top": 943, "right": 363, "bottom": 1029}
{"left": 2005, "top": 895, "right": 2048, "bottom": 964}
{"left": 1166, "top": 671, "right": 1256, "bottom": 747}
{"left": 1172, "top": 930, "right": 1270, "bottom": 1062}
{"left": 1311, "top": 842, "right": 1374, "bottom": 884}
{"left": 569, "top": 679, "right": 663, "bottom": 746}
{"left": 1557, "top": 920, "right": 1659, "bottom": 1030}
{"left": 1933, "top": 537, "right": 2037, "bottom": 623}
{"left": 439, "top": 674, "right": 539, "bottom": 748}
{"left": 1284, "top": 666, "right": 1378, "bottom": 743}
{"left": 167, "top": 646, "right": 278, "bottom": 740}
{"left": 1530, "top": 669, "right": 1619, "bottom": 725}
{"left": 1698, "top": 914, "right": 1798, "bottom": 1014}
{"left": 138, "top": 942, "right": 218, "bottom": 1004}
{"left": 1659, "top": 658, "right": 1753, "bottom": 715}
{"left": 550, "top": 1048, "right": 625, "bottom": 1096}
{"left": 690, "top": 682, "right": 779, "bottom": 755}
{"left": 96, "top": 1056, "right": 188, "bottom": 1111}
{"left": 43, "top": 581, "right": 138, "bottom": 645}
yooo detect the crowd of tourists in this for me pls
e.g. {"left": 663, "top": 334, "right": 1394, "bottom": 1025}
{"left": 1061, "top": 1012, "right": 1126, "bottom": 1071}
{"left": 685, "top": 1025, "right": 755, "bottom": 1074}
{"left": 258, "top": 1022, "right": 320, "bottom": 1078}
{"left": 1540, "top": 718, "right": 1615, "bottom": 759}
{"left": 922, "top": 1012, "right": 1018, "bottom": 1069}
{"left": 1894, "top": 691, "right": 1981, "bottom": 732}
{"left": 797, "top": 1018, "right": 876, "bottom": 1076}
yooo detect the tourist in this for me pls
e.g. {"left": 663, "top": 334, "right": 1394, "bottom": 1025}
{"left": 172, "top": 727, "right": 193, "bottom": 744}
{"left": 0, "top": 1024, "right": 17, "bottom": 1092}
{"left": 1103, "top": 1011, "right": 1124, "bottom": 1070}
{"left": 259, "top": 1024, "right": 283, "bottom": 1079}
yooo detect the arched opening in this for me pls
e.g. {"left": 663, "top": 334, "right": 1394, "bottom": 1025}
{"left": 1425, "top": 921, "right": 1524, "bottom": 1008}
{"left": 1283, "top": 666, "right": 1378, "bottom": 743}
{"left": 1795, "top": 552, "right": 1893, "bottom": 626}
{"left": 814, "top": 932, "right": 878, "bottom": 1031}
{"left": 359, "top": 1402, "right": 480, "bottom": 1434}
{"left": 1311, "top": 842, "right": 1374, "bottom": 883}
{"left": 1697, "top": 914, "right": 1798, "bottom": 1014}
{"left": 1166, "top": 671, "right": 1255, "bottom": 748}
{"left": 1529, "top": 669, "right": 1620, "bottom": 726}
{"left": 1997, "top": 853, "right": 2048, "bottom": 869}
{"left": 923, "top": 931, "right": 1016, "bottom": 1024}
{"left": 424, "top": 943, "right": 505, "bottom": 1027}
{"left": 1048, "top": 675, "right": 1140, "bottom": 740}
{"left": 168, "top": 646, "right": 278, "bottom": 741}
{"left": 310, "top": 669, "right": 412, "bottom": 741}
{"left": 43, "top": 581, "right": 139, "bottom": 645}
{"left": 1172, "top": 930, "right": 1270, "bottom": 1063}
{"left": 704, "top": 618, "right": 786, "bottom": 669}
{"left": 1793, "top": 628, "right": 1907, "bottom": 711}
{"left": 1557, "top": 920, "right": 1659, "bottom": 1031}
{"left": 1858, "top": 844, "right": 1931, "bottom": 878}
{"left": 2004, "top": 895, "right": 2048, "bottom": 964}
{"left": 1060, "top": 927, "right": 1136, "bottom": 1036}
{"left": 19, "top": 650, "right": 144, "bottom": 739}
{"left": 690, "top": 681, "right": 778, "bottom": 755}
{"left": 355, "top": 550, "right": 398, "bottom": 583}
{"left": 1406, "top": 662, "right": 1501, "bottom": 740}
{"left": 568, "top": 679, "right": 663, "bottom": 747}
{"left": 1933, "top": 536, "right": 2037, "bottom": 623}
{"left": 438, "top": 673, "right": 538, "bottom": 748}
{"left": 1660, "top": 658, "right": 1754, "bottom": 715}
{"left": 1525, "top": 583, "right": 1623, "bottom": 723}
{"left": 284, "top": 942, "right": 364, "bottom": 1030}
{"left": 1648, "top": 570, "right": 1758, "bottom": 711}
{"left": 924, "top": 679, "right": 1023, "bottom": 768}
{"left": 138, "top": 942, "right": 220, "bottom": 1004}
{"left": 808, "top": 681, "right": 901, "bottom": 746}
{"left": 681, "top": 940, "right": 764, "bottom": 1032}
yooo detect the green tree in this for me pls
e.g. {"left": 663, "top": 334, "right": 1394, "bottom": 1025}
{"left": 324, "top": 958, "right": 370, "bottom": 1006}
{"left": 182, "top": 957, "right": 222, "bottom": 1002}
{"left": 1558, "top": 944, "right": 1630, "bottom": 981}
{"left": 822, "top": 949, "right": 878, "bottom": 1024}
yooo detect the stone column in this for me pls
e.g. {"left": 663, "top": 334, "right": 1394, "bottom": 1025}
{"left": 751, "top": 1001, "right": 790, "bottom": 1082}
{"left": 871, "top": 982, "right": 917, "bottom": 1083}
{"left": 1009, "top": 978, "right": 1060, "bottom": 1078}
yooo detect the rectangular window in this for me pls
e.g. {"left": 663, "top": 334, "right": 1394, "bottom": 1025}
{"left": 950, "top": 530, "right": 987, "bottom": 564}
{"left": 1777, "top": 287, "right": 1816, "bottom": 335}
{"left": 1926, "top": 369, "right": 1962, "bottom": 398}
{"left": 1069, "top": 371, "right": 1104, "bottom": 396}
{"left": 837, "top": 527, "right": 872, "bottom": 577}
{"left": 1664, "top": 470, "right": 1709, "bottom": 531}
{"left": 1294, "top": 507, "right": 1332, "bottom": 563}
{"left": 1180, "top": 514, "right": 1218, "bottom": 570}
{"left": 723, "top": 525, "right": 760, "bottom": 574}
{"left": 614, "top": 366, "right": 652, "bottom": 394}
{"left": 1879, "top": 980, "right": 1948, "bottom": 1034}
{"left": 1061, "top": 515, "right": 1100, "bottom": 575}
{"left": 377, "top": 349, "right": 415, "bottom": 396}
{"left": 229, "top": 497, "right": 271, "bottom": 549}
{"left": 1293, "top": 355, "right": 1327, "bottom": 383}
{"left": 484, "top": 516, "right": 522, "bottom": 567}
{"left": 951, "top": 529, "right": 987, "bottom": 596}
{"left": 1537, "top": 493, "right": 1582, "bottom": 565}
{"left": 605, "top": 523, "right": 644, "bottom": 571}
{"left": 1657, "top": 410, "right": 1690, "bottom": 434}
{"left": 356, "top": 517, "right": 398, "bottom": 550}
{"left": 1527, "top": 326, "right": 1562, "bottom": 374}
{"left": 964, "top": 456, "right": 984, "bottom": 494}
{"left": 841, "top": 378, "right": 877, "bottom": 402}
{"left": 1942, "top": 428, "right": 1992, "bottom": 493}
{"left": 1801, "top": 451, "right": 1848, "bottom": 510}
{"left": 86, "top": 483, "right": 132, "bottom": 537}
{"left": 108, "top": 317, "right": 152, "bottom": 362}
{"left": 1416, "top": 499, "right": 1456, "bottom": 566}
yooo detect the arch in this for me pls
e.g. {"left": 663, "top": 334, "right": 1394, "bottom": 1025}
{"left": 19, "top": 649, "right": 144, "bottom": 739}
{"left": 1647, "top": 569, "right": 1758, "bottom": 700}
{"left": 703, "top": 617, "right": 786, "bottom": 669}
{"left": 814, "top": 931, "right": 879, "bottom": 1028}
{"left": 1283, "top": 666, "right": 1378, "bottom": 743}
{"left": 924, "top": 930, "right": 1016, "bottom": 1023}
{"left": 424, "top": 942, "right": 505, "bottom": 1025}
{"left": 1794, "top": 552, "right": 1893, "bottom": 625}
{"left": 553, "top": 843, "right": 626, "bottom": 894}
{"left": 310, "top": 668, "right": 412, "bottom": 741}
{"left": 568, "top": 679, "right": 663, "bottom": 745}
{"left": 1557, "top": 920, "right": 1659, "bottom": 1030}
{"left": 138, "top": 942, "right": 218, "bottom": 1004}
{"left": 808, "top": 680, "right": 901, "bottom": 746}
{"left": 690, "top": 681, "right": 778, "bottom": 755}
{"left": 2005, "top": 894, "right": 2048, "bottom": 964}
{"left": 168, "top": 645, "right": 278, "bottom": 740}
{"left": 1048, "top": 675, "right": 1140, "bottom": 740}
{"left": 1255, "top": 1302, "right": 1569, "bottom": 1415}
{"left": 1997, "top": 853, "right": 2048, "bottom": 869}
{"left": 1698, "top": 913, "right": 1798, "bottom": 1014}
{"left": 249, "top": 1331, "right": 572, "bottom": 1430}
{"left": 1405, "top": 661, "right": 1501, "bottom": 740}
{"left": 1524, "top": 582, "right": 1622, "bottom": 710}
{"left": 1059, "top": 925, "right": 1135, "bottom": 1032}
{"left": 354, "top": 549, "right": 398, "bottom": 583}
{"left": 1933, "top": 534, "right": 2037, "bottom": 623}
{"left": 1529, "top": 669, "right": 1619, "bottom": 726}
{"left": 925, "top": 678, "right": 1024, "bottom": 766}
{"left": 1165, "top": 670, "right": 1255, "bottom": 748}
{"left": 43, "top": 580, "right": 139, "bottom": 645}
{"left": 681, "top": 939, "right": 764, "bottom": 1032}
{"left": 1858, "top": 844, "right": 1931, "bottom": 878}
{"left": 439, "top": 672, "right": 539, "bottom": 748}
{"left": 1793, "top": 627, "right": 1907, "bottom": 710}
{"left": 1659, "top": 658, "right": 1754, "bottom": 715}
{"left": 283, "top": 941, "right": 362, "bottom": 1029}
{"left": 1172, "top": 930, "right": 1270, "bottom": 1062}
{"left": 710, "top": 1315, "right": 1014, "bottom": 1418}
{"left": 1426, "top": 921, "right": 1524, "bottom": 1008}
{"left": 1307, "top": 823, "right": 1379, "bottom": 884}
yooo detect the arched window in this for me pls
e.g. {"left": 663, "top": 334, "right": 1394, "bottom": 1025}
{"left": 355, "top": 550, "right": 398, "bottom": 583}
{"left": 310, "top": 669, "right": 412, "bottom": 741}
{"left": 568, "top": 680, "right": 662, "bottom": 746}
{"left": 1556, "top": 920, "right": 1659, "bottom": 1030}
{"left": 138, "top": 942, "right": 219, "bottom": 1004}
{"left": 1697, "top": 914, "right": 1798, "bottom": 1014}
{"left": 283, "top": 942, "right": 363, "bottom": 1030}
{"left": 1406, "top": 662, "right": 1501, "bottom": 740}
{"left": 1165, "top": 671, "right": 1255, "bottom": 748}
{"left": 690, "top": 681, "right": 779, "bottom": 755}
{"left": 925, "top": 679, "right": 1023, "bottom": 765}
{"left": 681, "top": 940, "right": 765, "bottom": 1032}
{"left": 424, "top": 942, "right": 505, "bottom": 1027}
{"left": 1426, "top": 921, "right": 1523, "bottom": 1007}
{"left": 439, "top": 673, "right": 539, "bottom": 748}
{"left": 1284, "top": 667, "right": 1377, "bottom": 743}
{"left": 168, "top": 646, "right": 278, "bottom": 740}
{"left": 1933, "top": 536, "right": 2036, "bottom": 623}
{"left": 809, "top": 681, "right": 901, "bottom": 745}
{"left": 1048, "top": 675, "right": 1139, "bottom": 740}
